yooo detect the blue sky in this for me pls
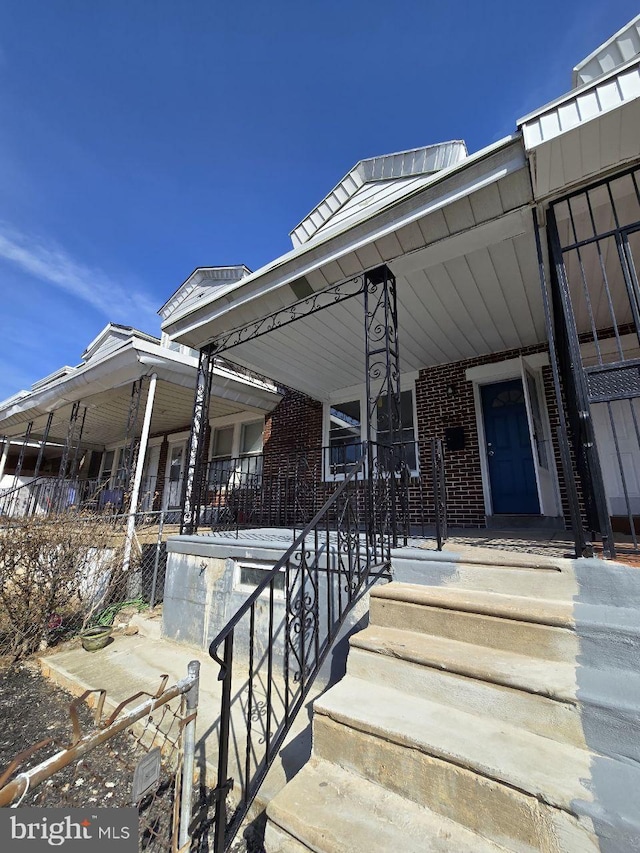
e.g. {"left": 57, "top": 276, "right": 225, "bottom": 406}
{"left": 0, "top": 0, "right": 638, "bottom": 401}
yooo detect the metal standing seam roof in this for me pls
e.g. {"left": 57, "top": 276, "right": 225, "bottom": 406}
{"left": 289, "top": 141, "right": 468, "bottom": 247}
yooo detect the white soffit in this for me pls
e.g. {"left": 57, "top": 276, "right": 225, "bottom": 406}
{"left": 519, "top": 57, "right": 640, "bottom": 199}
{"left": 0, "top": 338, "right": 281, "bottom": 437}
{"left": 199, "top": 189, "right": 542, "bottom": 400}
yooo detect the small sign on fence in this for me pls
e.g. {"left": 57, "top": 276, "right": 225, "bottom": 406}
{"left": 132, "top": 746, "right": 162, "bottom": 803}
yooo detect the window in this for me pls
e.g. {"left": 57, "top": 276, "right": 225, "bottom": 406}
{"left": 210, "top": 418, "right": 264, "bottom": 483}
{"left": 169, "top": 444, "right": 184, "bottom": 482}
{"left": 212, "top": 425, "right": 234, "bottom": 459}
{"left": 376, "top": 390, "right": 417, "bottom": 471}
{"left": 235, "top": 561, "right": 285, "bottom": 597}
{"left": 325, "top": 386, "right": 418, "bottom": 479}
{"left": 240, "top": 421, "right": 263, "bottom": 456}
{"left": 101, "top": 450, "right": 116, "bottom": 482}
{"left": 165, "top": 441, "right": 186, "bottom": 509}
{"left": 328, "top": 400, "right": 363, "bottom": 475}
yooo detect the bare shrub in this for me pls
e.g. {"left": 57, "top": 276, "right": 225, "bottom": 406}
{"left": 0, "top": 514, "right": 139, "bottom": 660}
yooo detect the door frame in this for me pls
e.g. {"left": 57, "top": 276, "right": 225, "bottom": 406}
{"left": 466, "top": 354, "right": 561, "bottom": 518}
{"left": 162, "top": 431, "right": 190, "bottom": 511}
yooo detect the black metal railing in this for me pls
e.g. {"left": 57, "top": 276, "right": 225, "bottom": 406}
{"left": 431, "top": 438, "right": 447, "bottom": 549}
{"left": 191, "top": 441, "right": 424, "bottom": 537}
{"left": 205, "top": 450, "right": 402, "bottom": 852}
{"left": 0, "top": 476, "right": 115, "bottom": 518}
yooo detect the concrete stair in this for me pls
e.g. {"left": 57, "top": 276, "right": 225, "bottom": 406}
{"left": 264, "top": 557, "right": 640, "bottom": 852}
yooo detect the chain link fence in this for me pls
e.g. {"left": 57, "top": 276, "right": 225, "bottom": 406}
{"left": 0, "top": 662, "right": 201, "bottom": 852}
{"left": 0, "top": 510, "right": 171, "bottom": 664}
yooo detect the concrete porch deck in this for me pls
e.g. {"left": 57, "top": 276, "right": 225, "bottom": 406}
{"left": 194, "top": 523, "right": 640, "bottom": 565}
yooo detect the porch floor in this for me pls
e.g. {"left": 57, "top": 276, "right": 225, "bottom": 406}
{"left": 195, "top": 525, "right": 640, "bottom": 566}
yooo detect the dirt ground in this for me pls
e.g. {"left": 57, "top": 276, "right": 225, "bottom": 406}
{"left": 0, "top": 661, "right": 263, "bottom": 852}
{"left": 0, "top": 662, "right": 150, "bottom": 808}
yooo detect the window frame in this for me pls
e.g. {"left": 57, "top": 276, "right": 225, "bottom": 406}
{"left": 209, "top": 413, "right": 265, "bottom": 462}
{"left": 323, "top": 379, "right": 419, "bottom": 481}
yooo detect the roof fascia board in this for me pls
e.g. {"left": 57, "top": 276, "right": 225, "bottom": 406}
{"left": 166, "top": 135, "right": 525, "bottom": 345}
{"left": 0, "top": 338, "right": 281, "bottom": 427}
{"left": 517, "top": 55, "right": 640, "bottom": 128}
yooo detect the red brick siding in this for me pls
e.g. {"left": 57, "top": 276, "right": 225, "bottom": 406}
{"left": 263, "top": 390, "right": 323, "bottom": 471}
{"left": 413, "top": 343, "right": 576, "bottom": 528}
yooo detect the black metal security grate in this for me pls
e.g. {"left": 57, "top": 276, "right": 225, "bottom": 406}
{"left": 548, "top": 165, "right": 640, "bottom": 554}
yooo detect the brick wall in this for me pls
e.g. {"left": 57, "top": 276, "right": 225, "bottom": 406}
{"left": 263, "top": 390, "right": 323, "bottom": 472}
{"left": 209, "top": 353, "right": 579, "bottom": 531}
{"left": 413, "top": 343, "right": 574, "bottom": 528}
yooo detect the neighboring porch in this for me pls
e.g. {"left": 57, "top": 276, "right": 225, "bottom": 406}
{"left": 0, "top": 326, "right": 281, "bottom": 521}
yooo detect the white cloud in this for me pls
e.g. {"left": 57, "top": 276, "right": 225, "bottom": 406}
{"left": 0, "top": 223, "right": 158, "bottom": 325}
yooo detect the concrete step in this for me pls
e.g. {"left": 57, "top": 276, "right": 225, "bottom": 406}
{"left": 312, "top": 675, "right": 640, "bottom": 851}
{"left": 348, "top": 624, "right": 640, "bottom": 761}
{"left": 265, "top": 821, "right": 313, "bottom": 853}
{"left": 393, "top": 545, "right": 570, "bottom": 572}
{"left": 370, "top": 583, "right": 577, "bottom": 661}
{"left": 265, "top": 758, "right": 508, "bottom": 853}
{"left": 348, "top": 625, "right": 584, "bottom": 748}
{"left": 369, "top": 582, "right": 640, "bottom": 668}
{"left": 391, "top": 549, "right": 577, "bottom": 600}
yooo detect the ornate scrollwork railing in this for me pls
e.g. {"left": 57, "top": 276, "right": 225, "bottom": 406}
{"left": 206, "top": 448, "right": 399, "bottom": 853}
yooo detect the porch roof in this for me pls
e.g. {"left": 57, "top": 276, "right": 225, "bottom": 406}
{"left": 164, "top": 136, "right": 544, "bottom": 399}
{"left": 0, "top": 332, "right": 281, "bottom": 446}
{"left": 519, "top": 54, "right": 640, "bottom": 200}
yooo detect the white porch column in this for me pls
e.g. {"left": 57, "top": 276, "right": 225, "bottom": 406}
{"left": 0, "top": 438, "right": 10, "bottom": 482}
{"left": 122, "top": 373, "right": 158, "bottom": 572}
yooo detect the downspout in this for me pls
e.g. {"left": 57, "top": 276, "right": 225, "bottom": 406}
{"left": 122, "top": 373, "right": 157, "bottom": 572}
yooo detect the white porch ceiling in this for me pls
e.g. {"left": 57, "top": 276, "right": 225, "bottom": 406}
{"left": 211, "top": 196, "right": 543, "bottom": 401}
{"left": 164, "top": 136, "right": 527, "bottom": 345}
{"left": 0, "top": 338, "right": 282, "bottom": 443}
{"left": 0, "top": 379, "right": 249, "bottom": 445}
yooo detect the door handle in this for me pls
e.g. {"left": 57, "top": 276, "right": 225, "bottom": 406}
{"left": 487, "top": 442, "right": 494, "bottom": 457}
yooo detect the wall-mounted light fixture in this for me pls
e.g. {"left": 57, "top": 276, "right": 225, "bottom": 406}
{"left": 446, "top": 383, "right": 457, "bottom": 398}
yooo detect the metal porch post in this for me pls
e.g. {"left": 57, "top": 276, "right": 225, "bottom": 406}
{"left": 122, "top": 373, "right": 158, "bottom": 572}
{"left": 33, "top": 412, "right": 53, "bottom": 478}
{"left": 54, "top": 402, "right": 86, "bottom": 512}
{"left": 118, "top": 378, "right": 144, "bottom": 504}
{"left": 547, "top": 206, "right": 614, "bottom": 558}
{"left": 181, "top": 345, "right": 215, "bottom": 535}
{"left": 363, "top": 265, "right": 403, "bottom": 552}
{"left": 532, "top": 211, "right": 591, "bottom": 558}
{"left": 11, "top": 422, "right": 33, "bottom": 490}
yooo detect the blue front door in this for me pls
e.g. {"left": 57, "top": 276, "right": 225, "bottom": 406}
{"left": 481, "top": 379, "right": 540, "bottom": 515}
